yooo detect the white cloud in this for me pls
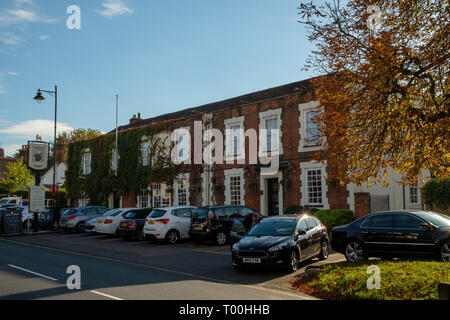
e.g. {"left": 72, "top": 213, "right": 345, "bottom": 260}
{"left": 0, "top": 119, "right": 74, "bottom": 139}
{"left": 38, "top": 35, "right": 49, "bottom": 40}
{"left": 97, "top": 0, "right": 133, "bottom": 18}
{"left": 7, "top": 71, "right": 19, "bottom": 76}
{"left": 0, "top": 85, "right": 7, "bottom": 94}
{"left": 1, "top": 144, "right": 22, "bottom": 157}
{"left": 14, "top": 0, "right": 34, "bottom": 6}
{"left": 0, "top": 8, "right": 57, "bottom": 26}
{"left": 0, "top": 32, "right": 24, "bottom": 45}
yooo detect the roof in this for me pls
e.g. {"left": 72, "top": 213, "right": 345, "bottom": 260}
{"left": 112, "top": 78, "right": 315, "bottom": 132}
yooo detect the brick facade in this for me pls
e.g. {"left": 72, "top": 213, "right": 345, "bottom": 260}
{"left": 71, "top": 77, "right": 372, "bottom": 216}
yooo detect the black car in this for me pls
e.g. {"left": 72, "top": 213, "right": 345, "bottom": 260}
{"left": 231, "top": 214, "right": 329, "bottom": 272}
{"left": 189, "top": 205, "right": 259, "bottom": 245}
{"left": 117, "top": 208, "right": 152, "bottom": 241}
{"left": 331, "top": 210, "right": 450, "bottom": 262}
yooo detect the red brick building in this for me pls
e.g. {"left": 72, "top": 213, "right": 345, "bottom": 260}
{"left": 71, "top": 77, "right": 427, "bottom": 216}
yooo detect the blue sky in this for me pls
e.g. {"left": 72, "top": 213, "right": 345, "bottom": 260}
{"left": 0, "top": 0, "right": 315, "bottom": 157}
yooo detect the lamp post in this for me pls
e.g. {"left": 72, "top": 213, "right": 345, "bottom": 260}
{"left": 33, "top": 85, "right": 58, "bottom": 230}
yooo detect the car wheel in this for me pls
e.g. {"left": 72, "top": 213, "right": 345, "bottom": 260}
{"left": 286, "top": 250, "right": 299, "bottom": 272}
{"left": 75, "top": 222, "right": 85, "bottom": 233}
{"left": 440, "top": 242, "right": 450, "bottom": 262}
{"left": 216, "top": 232, "right": 227, "bottom": 246}
{"left": 345, "top": 240, "right": 364, "bottom": 262}
{"left": 136, "top": 230, "right": 145, "bottom": 241}
{"left": 318, "top": 239, "right": 329, "bottom": 260}
{"left": 166, "top": 230, "right": 179, "bottom": 244}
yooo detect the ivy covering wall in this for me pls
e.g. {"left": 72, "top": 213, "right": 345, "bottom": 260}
{"left": 65, "top": 121, "right": 185, "bottom": 206}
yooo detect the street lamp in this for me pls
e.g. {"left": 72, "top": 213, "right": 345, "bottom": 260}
{"left": 33, "top": 85, "right": 58, "bottom": 230}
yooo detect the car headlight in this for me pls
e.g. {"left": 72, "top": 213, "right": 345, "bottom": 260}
{"left": 232, "top": 243, "right": 239, "bottom": 252}
{"left": 268, "top": 244, "right": 286, "bottom": 253}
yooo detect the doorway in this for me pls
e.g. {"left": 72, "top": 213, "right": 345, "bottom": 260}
{"left": 267, "top": 178, "right": 279, "bottom": 216}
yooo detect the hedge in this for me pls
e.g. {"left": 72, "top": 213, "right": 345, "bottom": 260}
{"left": 313, "top": 209, "right": 355, "bottom": 230}
{"left": 422, "top": 177, "right": 450, "bottom": 210}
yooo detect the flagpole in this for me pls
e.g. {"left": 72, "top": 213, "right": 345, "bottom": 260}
{"left": 115, "top": 94, "right": 118, "bottom": 177}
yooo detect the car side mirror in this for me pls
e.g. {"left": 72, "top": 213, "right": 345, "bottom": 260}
{"left": 297, "top": 229, "right": 307, "bottom": 236}
{"left": 418, "top": 223, "right": 433, "bottom": 230}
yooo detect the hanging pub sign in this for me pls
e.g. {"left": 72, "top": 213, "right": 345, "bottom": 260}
{"left": 27, "top": 141, "right": 49, "bottom": 172}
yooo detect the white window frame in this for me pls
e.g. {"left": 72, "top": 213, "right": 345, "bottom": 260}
{"left": 224, "top": 168, "right": 245, "bottom": 205}
{"left": 82, "top": 149, "right": 91, "bottom": 175}
{"left": 224, "top": 116, "right": 245, "bottom": 161}
{"left": 79, "top": 192, "right": 89, "bottom": 207}
{"left": 300, "top": 160, "right": 329, "bottom": 209}
{"left": 259, "top": 108, "right": 282, "bottom": 157}
{"left": 407, "top": 178, "right": 421, "bottom": 208}
{"left": 152, "top": 183, "right": 171, "bottom": 208}
{"left": 298, "top": 101, "right": 325, "bottom": 152}
{"left": 141, "top": 136, "right": 150, "bottom": 166}
{"left": 174, "top": 173, "right": 190, "bottom": 206}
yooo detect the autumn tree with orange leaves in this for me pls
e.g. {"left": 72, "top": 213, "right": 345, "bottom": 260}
{"left": 298, "top": 0, "right": 449, "bottom": 186}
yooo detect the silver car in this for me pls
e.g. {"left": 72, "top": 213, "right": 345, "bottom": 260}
{"left": 60, "top": 206, "right": 110, "bottom": 233}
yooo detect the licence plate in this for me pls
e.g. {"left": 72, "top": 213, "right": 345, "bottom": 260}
{"left": 121, "top": 222, "right": 127, "bottom": 227}
{"left": 193, "top": 226, "right": 203, "bottom": 231}
{"left": 243, "top": 258, "right": 261, "bottom": 264}
{"left": 61, "top": 223, "right": 66, "bottom": 227}
{"left": 148, "top": 220, "right": 154, "bottom": 225}
{"left": 97, "top": 220, "right": 103, "bottom": 223}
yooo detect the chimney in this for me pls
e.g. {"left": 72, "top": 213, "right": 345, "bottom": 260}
{"left": 129, "top": 113, "right": 143, "bottom": 125}
{"left": 0, "top": 148, "right": 4, "bottom": 158}
{"left": 19, "top": 145, "right": 28, "bottom": 163}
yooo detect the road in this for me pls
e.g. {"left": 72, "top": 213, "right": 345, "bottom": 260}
{"left": 0, "top": 232, "right": 345, "bottom": 300}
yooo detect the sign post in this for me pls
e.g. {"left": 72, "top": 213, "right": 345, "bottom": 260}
{"left": 27, "top": 141, "right": 49, "bottom": 233}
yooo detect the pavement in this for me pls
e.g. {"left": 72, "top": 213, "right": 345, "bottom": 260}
{"left": 0, "top": 232, "right": 345, "bottom": 300}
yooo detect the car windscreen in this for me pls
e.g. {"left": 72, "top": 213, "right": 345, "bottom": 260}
{"left": 103, "top": 209, "right": 123, "bottom": 217}
{"left": 0, "top": 199, "right": 9, "bottom": 205}
{"left": 247, "top": 219, "right": 296, "bottom": 236}
{"left": 191, "top": 208, "right": 208, "bottom": 223}
{"left": 149, "top": 210, "right": 166, "bottom": 218}
{"left": 64, "top": 209, "right": 78, "bottom": 215}
{"left": 415, "top": 212, "right": 450, "bottom": 227}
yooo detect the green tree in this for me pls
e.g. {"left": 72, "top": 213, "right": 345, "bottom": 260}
{"left": 58, "top": 128, "right": 102, "bottom": 144}
{"left": 1, "top": 158, "right": 34, "bottom": 193}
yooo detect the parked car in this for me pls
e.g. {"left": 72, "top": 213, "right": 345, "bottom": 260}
{"left": 94, "top": 208, "right": 137, "bottom": 236}
{"left": 231, "top": 214, "right": 329, "bottom": 272}
{"left": 20, "top": 206, "right": 34, "bottom": 229}
{"left": 330, "top": 210, "right": 450, "bottom": 262}
{"left": 117, "top": 208, "right": 153, "bottom": 241}
{"left": 37, "top": 207, "right": 53, "bottom": 229}
{"left": 144, "top": 206, "right": 196, "bottom": 244}
{"left": 59, "top": 206, "right": 110, "bottom": 233}
{"left": 189, "top": 205, "right": 259, "bottom": 245}
{"left": 84, "top": 217, "right": 98, "bottom": 233}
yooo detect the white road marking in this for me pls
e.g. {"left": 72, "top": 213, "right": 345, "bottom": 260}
{"left": 7, "top": 264, "right": 58, "bottom": 281}
{"left": 90, "top": 290, "right": 124, "bottom": 300}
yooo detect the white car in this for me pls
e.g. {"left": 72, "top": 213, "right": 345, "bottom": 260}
{"left": 144, "top": 206, "right": 196, "bottom": 244}
{"left": 94, "top": 208, "right": 137, "bottom": 236}
{"left": 20, "top": 206, "right": 34, "bottom": 229}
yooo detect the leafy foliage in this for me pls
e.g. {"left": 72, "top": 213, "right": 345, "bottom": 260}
{"left": 422, "top": 177, "right": 450, "bottom": 210}
{"left": 298, "top": 0, "right": 449, "bottom": 185}
{"left": 65, "top": 122, "right": 184, "bottom": 206}
{"left": 291, "top": 260, "right": 450, "bottom": 300}
{"left": 0, "top": 158, "right": 34, "bottom": 193}
{"left": 313, "top": 209, "right": 355, "bottom": 230}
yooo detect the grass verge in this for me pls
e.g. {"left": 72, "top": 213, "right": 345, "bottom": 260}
{"left": 291, "top": 260, "right": 450, "bottom": 300}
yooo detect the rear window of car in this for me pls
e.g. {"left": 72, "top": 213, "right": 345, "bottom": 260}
{"left": 104, "top": 209, "right": 123, "bottom": 217}
{"left": 306, "top": 218, "right": 318, "bottom": 229}
{"left": 363, "top": 214, "right": 393, "bottom": 228}
{"left": 149, "top": 210, "right": 166, "bottom": 218}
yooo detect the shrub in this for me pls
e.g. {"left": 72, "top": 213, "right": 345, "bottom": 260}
{"left": 313, "top": 209, "right": 354, "bottom": 230}
{"left": 422, "top": 177, "right": 450, "bottom": 210}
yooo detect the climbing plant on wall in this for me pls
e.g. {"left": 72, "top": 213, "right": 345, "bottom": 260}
{"left": 65, "top": 121, "right": 185, "bottom": 205}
